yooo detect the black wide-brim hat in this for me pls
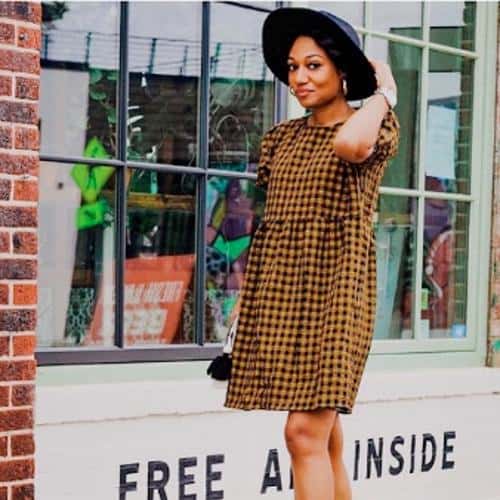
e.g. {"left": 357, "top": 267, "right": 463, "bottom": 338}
{"left": 262, "top": 7, "right": 377, "bottom": 101}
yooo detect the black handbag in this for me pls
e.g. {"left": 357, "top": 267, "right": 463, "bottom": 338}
{"left": 206, "top": 315, "right": 238, "bottom": 381}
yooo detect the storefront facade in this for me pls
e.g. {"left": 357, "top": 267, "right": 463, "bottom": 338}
{"left": 1, "top": 1, "right": 500, "bottom": 499}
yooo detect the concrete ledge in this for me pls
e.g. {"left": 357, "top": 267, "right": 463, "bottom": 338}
{"left": 36, "top": 366, "right": 500, "bottom": 425}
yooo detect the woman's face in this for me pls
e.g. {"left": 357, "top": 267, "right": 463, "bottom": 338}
{"left": 287, "top": 35, "right": 344, "bottom": 108}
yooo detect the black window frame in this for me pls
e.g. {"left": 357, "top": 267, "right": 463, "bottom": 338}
{"left": 37, "top": 1, "right": 287, "bottom": 366}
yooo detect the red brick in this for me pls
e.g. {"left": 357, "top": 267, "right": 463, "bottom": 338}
{"left": 0, "top": 436, "right": 6, "bottom": 456}
{"left": 0, "top": 458, "right": 34, "bottom": 481}
{"left": 0, "top": 207, "right": 37, "bottom": 228}
{"left": 0, "top": 22, "right": 15, "bottom": 44}
{"left": 13, "top": 232, "right": 36, "bottom": 254}
{"left": 0, "top": 385, "right": 8, "bottom": 406}
{"left": 0, "top": 487, "right": 6, "bottom": 500}
{"left": 0, "top": 361, "right": 35, "bottom": 382}
{"left": 12, "top": 335, "right": 35, "bottom": 356}
{"left": 11, "top": 385, "right": 34, "bottom": 407}
{"left": 17, "top": 26, "right": 40, "bottom": 50}
{"left": 0, "top": 152, "right": 38, "bottom": 175}
{"left": 0, "top": 409, "right": 32, "bottom": 432}
{"left": 0, "top": 125, "right": 12, "bottom": 149}
{"left": 14, "top": 126, "right": 38, "bottom": 150}
{"left": 0, "top": 284, "right": 8, "bottom": 304}
{"left": 11, "top": 433, "right": 34, "bottom": 456}
{"left": 0, "top": 336, "right": 8, "bottom": 356}
{"left": 0, "top": 75, "right": 12, "bottom": 97}
{"left": 12, "top": 483, "right": 34, "bottom": 500}
{"left": 13, "top": 180, "right": 37, "bottom": 201}
{"left": 0, "top": 310, "right": 36, "bottom": 331}
{"left": 0, "top": 3, "right": 41, "bottom": 24}
{"left": 0, "top": 259, "right": 36, "bottom": 279}
{"left": 0, "top": 101, "right": 38, "bottom": 125}
{"left": 13, "top": 284, "right": 36, "bottom": 305}
{"left": 0, "top": 49, "right": 39, "bottom": 74}
{"left": 0, "top": 178, "right": 10, "bottom": 200}
{"left": 0, "top": 232, "right": 9, "bottom": 252}
{"left": 15, "top": 77, "right": 38, "bottom": 101}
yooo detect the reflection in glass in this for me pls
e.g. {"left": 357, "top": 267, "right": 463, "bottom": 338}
{"left": 128, "top": 2, "right": 202, "bottom": 165}
{"left": 205, "top": 177, "right": 266, "bottom": 343}
{"left": 372, "top": 1, "right": 422, "bottom": 39}
{"left": 426, "top": 51, "right": 473, "bottom": 194}
{"left": 40, "top": 1, "right": 120, "bottom": 157}
{"left": 374, "top": 194, "right": 417, "bottom": 340}
{"left": 124, "top": 169, "right": 196, "bottom": 346}
{"left": 38, "top": 162, "right": 116, "bottom": 347}
{"left": 209, "top": 2, "right": 274, "bottom": 174}
{"left": 370, "top": 38, "right": 421, "bottom": 190}
{"left": 430, "top": 1, "right": 476, "bottom": 51}
{"left": 312, "top": 2, "right": 364, "bottom": 27}
{"left": 423, "top": 199, "right": 468, "bottom": 339}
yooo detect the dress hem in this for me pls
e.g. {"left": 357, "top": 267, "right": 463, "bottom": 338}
{"left": 223, "top": 401, "right": 352, "bottom": 414}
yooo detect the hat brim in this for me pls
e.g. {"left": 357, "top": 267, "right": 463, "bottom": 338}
{"left": 262, "top": 8, "right": 377, "bottom": 101}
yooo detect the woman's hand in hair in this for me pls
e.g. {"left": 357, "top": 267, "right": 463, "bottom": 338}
{"left": 368, "top": 58, "right": 397, "bottom": 94}
{"left": 332, "top": 59, "right": 398, "bottom": 164}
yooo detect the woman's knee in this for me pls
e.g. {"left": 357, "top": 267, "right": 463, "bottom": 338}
{"left": 284, "top": 409, "right": 337, "bottom": 457}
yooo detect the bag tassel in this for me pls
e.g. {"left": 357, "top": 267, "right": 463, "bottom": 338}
{"left": 206, "top": 315, "right": 238, "bottom": 381}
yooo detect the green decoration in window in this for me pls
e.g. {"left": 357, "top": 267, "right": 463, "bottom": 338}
{"left": 212, "top": 233, "right": 251, "bottom": 263}
{"left": 71, "top": 136, "right": 115, "bottom": 204}
{"left": 76, "top": 198, "right": 112, "bottom": 231}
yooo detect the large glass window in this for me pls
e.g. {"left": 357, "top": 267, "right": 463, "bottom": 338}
{"left": 363, "top": 1, "right": 479, "bottom": 351}
{"left": 128, "top": 2, "right": 202, "bottom": 166}
{"left": 426, "top": 50, "right": 473, "bottom": 194}
{"left": 205, "top": 176, "right": 267, "bottom": 343}
{"left": 373, "top": 194, "right": 417, "bottom": 340}
{"left": 124, "top": 169, "right": 197, "bottom": 346}
{"left": 40, "top": 1, "right": 120, "bottom": 158}
{"left": 369, "top": 38, "right": 422, "bottom": 190}
{"left": 38, "top": 1, "right": 280, "bottom": 362}
{"left": 38, "top": 1, "right": 489, "bottom": 364}
{"left": 38, "top": 160, "right": 116, "bottom": 347}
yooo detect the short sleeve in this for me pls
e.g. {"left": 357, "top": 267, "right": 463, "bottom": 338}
{"left": 255, "top": 123, "right": 281, "bottom": 190}
{"left": 355, "top": 107, "right": 400, "bottom": 169}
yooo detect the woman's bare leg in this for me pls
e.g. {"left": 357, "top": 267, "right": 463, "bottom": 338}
{"left": 285, "top": 408, "right": 338, "bottom": 500}
{"left": 328, "top": 415, "right": 352, "bottom": 500}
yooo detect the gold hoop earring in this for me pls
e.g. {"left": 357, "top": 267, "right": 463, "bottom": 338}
{"left": 342, "top": 78, "right": 348, "bottom": 96}
{"left": 289, "top": 87, "right": 296, "bottom": 96}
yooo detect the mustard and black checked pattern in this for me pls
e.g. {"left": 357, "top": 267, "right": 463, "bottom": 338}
{"left": 224, "top": 108, "right": 400, "bottom": 414}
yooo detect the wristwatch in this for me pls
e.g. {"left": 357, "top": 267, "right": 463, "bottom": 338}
{"left": 373, "top": 86, "right": 397, "bottom": 109}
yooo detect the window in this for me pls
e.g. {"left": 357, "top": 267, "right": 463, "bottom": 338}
{"left": 362, "top": 1, "right": 483, "bottom": 356}
{"left": 317, "top": 1, "right": 489, "bottom": 367}
{"left": 38, "top": 1, "right": 493, "bottom": 367}
{"left": 38, "top": 1, "right": 281, "bottom": 364}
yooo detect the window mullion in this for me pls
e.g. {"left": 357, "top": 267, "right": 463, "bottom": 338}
{"left": 363, "top": 0, "right": 372, "bottom": 31}
{"left": 114, "top": 1, "right": 129, "bottom": 348}
{"left": 411, "top": 0, "right": 430, "bottom": 343}
{"left": 193, "top": 1, "right": 211, "bottom": 346}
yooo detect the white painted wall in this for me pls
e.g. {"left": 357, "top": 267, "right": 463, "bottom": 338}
{"left": 35, "top": 367, "right": 500, "bottom": 500}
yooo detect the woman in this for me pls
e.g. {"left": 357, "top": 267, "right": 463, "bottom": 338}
{"left": 224, "top": 7, "right": 400, "bottom": 500}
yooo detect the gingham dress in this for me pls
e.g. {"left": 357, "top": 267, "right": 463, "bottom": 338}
{"left": 224, "top": 108, "right": 400, "bottom": 414}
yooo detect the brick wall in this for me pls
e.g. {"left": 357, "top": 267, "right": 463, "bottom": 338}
{"left": 489, "top": 7, "right": 500, "bottom": 368}
{"left": 0, "top": 2, "right": 40, "bottom": 499}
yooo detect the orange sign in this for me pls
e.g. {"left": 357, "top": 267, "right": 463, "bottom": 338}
{"left": 87, "top": 254, "right": 195, "bottom": 345}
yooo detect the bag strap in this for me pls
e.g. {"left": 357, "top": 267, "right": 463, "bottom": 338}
{"left": 223, "top": 316, "right": 239, "bottom": 354}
